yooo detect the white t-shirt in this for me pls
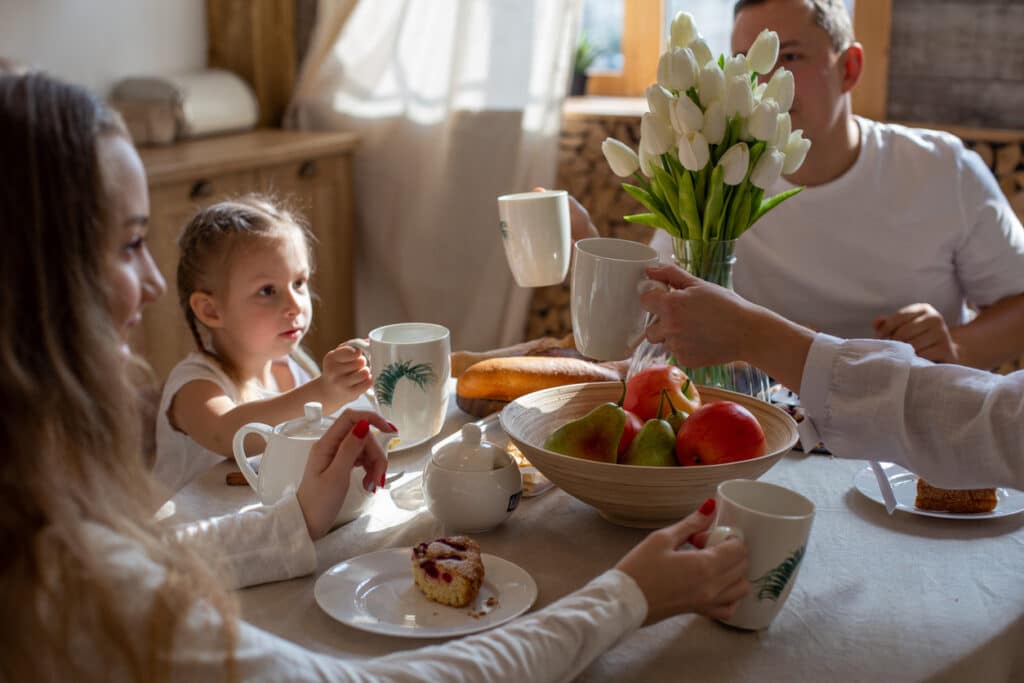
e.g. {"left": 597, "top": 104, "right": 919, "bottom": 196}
{"left": 153, "top": 352, "right": 315, "bottom": 494}
{"left": 660, "top": 116, "right": 1024, "bottom": 340}
{"left": 800, "top": 334, "right": 1024, "bottom": 491}
{"left": 66, "top": 494, "right": 647, "bottom": 681}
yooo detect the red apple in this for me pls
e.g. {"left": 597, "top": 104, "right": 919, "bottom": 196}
{"left": 676, "top": 400, "right": 767, "bottom": 466}
{"left": 617, "top": 409, "right": 645, "bottom": 457}
{"left": 623, "top": 365, "right": 701, "bottom": 422}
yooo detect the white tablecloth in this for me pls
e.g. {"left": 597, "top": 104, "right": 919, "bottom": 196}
{"left": 167, "top": 384, "right": 1024, "bottom": 682}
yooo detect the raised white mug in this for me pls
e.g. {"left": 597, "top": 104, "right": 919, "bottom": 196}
{"left": 351, "top": 322, "right": 450, "bottom": 447}
{"left": 497, "top": 189, "right": 571, "bottom": 287}
{"left": 571, "top": 237, "right": 660, "bottom": 361}
{"left": 706, "top": 478, "right": 815, "bottom": 630}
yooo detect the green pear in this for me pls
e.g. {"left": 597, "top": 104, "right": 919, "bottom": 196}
{"left": 659, "top": 388, "right": 688, "bottom": 434}
{"left": 543, "top": 403, "right": 626, "bottom": 463}
{"left": 619, "top": 418, "right": 677, "bottom": 467}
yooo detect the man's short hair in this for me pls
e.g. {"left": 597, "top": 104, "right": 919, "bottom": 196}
{"left": 734, "top": 0, "right": 855, "bottom": 52}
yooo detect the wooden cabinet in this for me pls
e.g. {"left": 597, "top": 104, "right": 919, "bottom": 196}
{"left": 136, "top": 129, "right": 359, "bottom": 380}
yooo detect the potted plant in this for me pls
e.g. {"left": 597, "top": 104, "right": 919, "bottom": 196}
{"left": 571, "top": 32, "right": 600, "bottom": 96}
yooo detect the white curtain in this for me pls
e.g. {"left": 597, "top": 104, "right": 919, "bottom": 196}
{"left": 287, "top": 0, "right": 581, "bottom": 351}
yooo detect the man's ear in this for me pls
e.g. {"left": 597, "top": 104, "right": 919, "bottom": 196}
{"left": 840, "top": 42, "right": 864, "bottom": 94}
{"left": 189, "top": 291, "right": 223, "bottom": 329}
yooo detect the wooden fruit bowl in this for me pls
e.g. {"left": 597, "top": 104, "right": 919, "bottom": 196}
{"left": 499, "top": 381, "right": 799, "bottom": 528}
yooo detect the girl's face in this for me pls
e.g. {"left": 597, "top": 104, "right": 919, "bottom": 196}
{"left": 98, "top": 134, "right": 167, "bottom": 341}
{"left": 216, "top": 228, "right": 313, "bottom": 363}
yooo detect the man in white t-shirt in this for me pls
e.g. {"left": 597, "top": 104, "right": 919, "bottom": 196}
{"left": 574, "top": 0, "right": 1024, "bottom": 370}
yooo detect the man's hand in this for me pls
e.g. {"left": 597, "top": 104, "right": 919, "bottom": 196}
{"left": 874, "top": 304, "right": 960, "bottom": 364}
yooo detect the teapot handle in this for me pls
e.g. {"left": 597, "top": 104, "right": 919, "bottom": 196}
{"left": 232, "top": 423, "right": 274, "bottom": 492}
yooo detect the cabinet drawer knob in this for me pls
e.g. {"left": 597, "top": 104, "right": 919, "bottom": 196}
{"left": 298, "top": 160, "right": 317, "bottom": 178}
{"left": 190, "top": 180, "right": 215, "bottom": 200}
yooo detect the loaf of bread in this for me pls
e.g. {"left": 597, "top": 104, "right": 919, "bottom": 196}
{"left": 457, "top": 356, "right": 620, "bottom": 402}
{"left": 450, "top": 335, "right": 577, "bottom": 378}
{"left": 914, "top": 479, "right": 997, "bottom": 514}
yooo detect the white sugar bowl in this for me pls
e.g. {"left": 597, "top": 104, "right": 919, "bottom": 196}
{"left": 422, "top": 423, "right": 523, "bottom": 532}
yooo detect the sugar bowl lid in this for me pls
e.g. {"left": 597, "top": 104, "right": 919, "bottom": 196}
{"left": 279, "top": 402, "right": 334, "bottom": 438}
{"left": 431, "top": 423, "right": 508, "bottom": 472}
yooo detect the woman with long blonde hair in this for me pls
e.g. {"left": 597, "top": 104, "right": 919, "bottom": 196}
{"left": 0, "top": 72, "right": 748, "bottom": 682}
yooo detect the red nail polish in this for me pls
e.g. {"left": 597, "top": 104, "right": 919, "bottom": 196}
{"left": 353, "top": 419, "right": 370, "bottom": 438}
{"left": 699, "top": 497, "right": 716, "bottom": 516}
{"left": 386, "top": 421, "right": 398, "bottom": 432}
{"left": 379, "top": 471, "right": 386, "bottom": 487}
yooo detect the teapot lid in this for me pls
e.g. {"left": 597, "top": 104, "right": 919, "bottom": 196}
{"left": 280, "top": 402, "right": 333, "bottom": 438}
{"left": 432, "top": 423, "right": 508, "bottom": 472}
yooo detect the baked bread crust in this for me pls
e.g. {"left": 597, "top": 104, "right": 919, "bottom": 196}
{"left": 914, "top": 479, "right": 997, "bottom": 514}
{"left": 411, "top": 536, "right": 484, "bottom": 608}
{"left": 456, "top": 356, "right": 621, "bottom": 402}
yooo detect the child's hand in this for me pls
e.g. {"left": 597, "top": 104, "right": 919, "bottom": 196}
{"left": 615, "top": 498, "right": 749, "bottom": 625}
{"left": 296, "top": 409, "right": 395, "bottom": 540}
{"left": 321, "top": 341, "right": 373, "bottom": 407}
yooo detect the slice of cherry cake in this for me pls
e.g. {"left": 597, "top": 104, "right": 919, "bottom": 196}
{"left": 411, "top": 536, "right": 484, "bottom": 607}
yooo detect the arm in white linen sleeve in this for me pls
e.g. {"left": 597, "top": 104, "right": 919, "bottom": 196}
{"left": 799, "top": 334, "right": 1024, "bottom": 490}
{"left": 168, "top": 493, "right": 316, "bottom": 590}
{"left": 169, "top": 569, "right": 648, "bottom": 683}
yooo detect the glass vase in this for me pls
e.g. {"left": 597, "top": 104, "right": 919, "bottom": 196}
{"left": 627, "top": 239, "right": 771, "bottom": 400}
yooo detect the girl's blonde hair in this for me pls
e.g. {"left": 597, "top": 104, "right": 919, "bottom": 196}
{"left": 176, "top": 195, "right": 315, "bottom": 382}
{"left": 0, "top": 73, "right": 236, "bottom": 681}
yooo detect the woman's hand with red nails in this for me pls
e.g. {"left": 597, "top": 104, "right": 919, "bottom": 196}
{"left": 296, "top": 409, "right": 395, "bottom": 540}
{"left": 615, "top": 501, "right": 749, "bottom": 625}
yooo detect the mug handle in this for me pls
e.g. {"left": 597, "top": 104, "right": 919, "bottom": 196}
{"left": 347, "top": 338, "right": 377, "bottom": 402}
{"left": 232, "top": 423, "right": 274, "bottom": 492}
{"left": 705, "top": 525, "right": 745, "bottom": 548}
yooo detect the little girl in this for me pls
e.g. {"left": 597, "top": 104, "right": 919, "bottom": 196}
{"left": 154, "top": 195, "right": 373, "bottom": 492}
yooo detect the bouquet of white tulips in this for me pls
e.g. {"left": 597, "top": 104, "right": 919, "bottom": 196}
{"left": 601, "top": 12, "right": 810, "bottom": 262}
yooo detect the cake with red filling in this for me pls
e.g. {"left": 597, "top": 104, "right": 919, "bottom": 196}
{"left": 411, "top": 536, "right": 484, "bottom": 607}
{"left": 915, "top": 479, "right": 997, "bottom": 513}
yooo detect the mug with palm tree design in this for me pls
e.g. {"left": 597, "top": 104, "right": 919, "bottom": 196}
{"left": 351, "top": 323, "right": 450, "bottom": 447}
{"left": 706, "top": 478, "right": 815, "bottom": 630}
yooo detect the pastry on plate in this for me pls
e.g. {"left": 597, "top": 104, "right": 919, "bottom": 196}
{"left": 411, "top": 536, "right": 485, "bottom": 607}
{"left": 914, "top": 479, "right": 997, "bottom": 514}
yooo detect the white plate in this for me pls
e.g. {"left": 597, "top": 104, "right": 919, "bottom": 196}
{"left": 385, "top": 433, "right": 434, "bottom": 453}
{"left": 853, "top": 463, "right": 1024, "bottom": 519}
{"left": 314, "top": 548, "right": 538, "bottom": 638}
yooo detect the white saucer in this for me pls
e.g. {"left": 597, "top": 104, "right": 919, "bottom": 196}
{"left": 314, "top": 548, "right": 537, "bottom": 638}
{"left": 853, "top": 463, "right": 1024, "bottom": 519}
{"left": 385, "top": 433, "right": 434, "bottom": 453}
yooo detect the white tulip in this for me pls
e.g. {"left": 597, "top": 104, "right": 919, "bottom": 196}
{"left": 772, "top": 112, "right": 792, "bottom": 150}
{"left": 754, "top": 82, "right": 767, "bottom": 101}
{"left": 640, "top": 112, "right": 675, "bottom": 155}
{"left": 669, "top": 11, "right": 697, "bottom": 49}
{"left": 657, "top": 47, "right": 699, "bottom": 93}
{"left": 750, "top": 148, "right": 785, "bottom": 189}
{"left": 677, "top": 131, "right": 710, "bottom": 171}
{"left": 764, "top": 68, "right": 795, "bottom": 111}
{"left": 748, "top": 98, "right": 780, "bottom": 142}
{"left": 669, "top": 95, "right": 704, "bottom": 135}
{"left": 639, "top": 145, "right": 657, "bottom": 177}
{"left": 747, "top": 29, "right": 780, "bottom": 74}
{"left": 602, "top": 138, "right": 640, "bottom": 177}
{"left": 689, "top": 37, "right": 714, "bottom": 69}
{"left": 783, "top": 130, "right": 812, "bottom": 174}
{"left": 702, "top": 100, "right": 727, "bottom": 145}
{"left": 698, "top": 63, "right": 725, "bottom": 107}
{"left": 724, "top": 54, "right": 749, "bottom": 81}
{"left": 718, "top": 142, "right": 750, "bottom": 185}
{"left": 724, "top": 75, "right": 754, "bottom": 118}
{"left": 646, "top": 84, "right": 675, "bottom": 124}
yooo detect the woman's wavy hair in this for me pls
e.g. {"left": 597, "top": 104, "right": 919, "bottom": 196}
{"left": 0, "top": 72, "right": 236, "bottom": 682}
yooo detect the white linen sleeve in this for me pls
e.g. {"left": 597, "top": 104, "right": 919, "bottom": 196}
{"left": 169, "top": 569, "right": 647, "bottom": 683}
{"left": 952, "top": 147, "right": 1024, "bottom": 307}
{"left": 169, "top": 493, "right": 317, "bottom": 590}
{"left": 799, "top": 334, "right": 1024, "bottom": 490}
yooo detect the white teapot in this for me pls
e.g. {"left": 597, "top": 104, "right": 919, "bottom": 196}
{"left": 232, "top": 402, "right": 375, "bottom": 526}
{"left": 422, "top": 422, "right": 522, "bottom": 532}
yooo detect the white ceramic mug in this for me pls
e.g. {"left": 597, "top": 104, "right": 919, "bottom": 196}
{"left": 497, "top": 189, "right": 571, "bottom": 287}
{"left": 571, "top": 237, "right": 660, "bottom": 361}
{"left": 706, "top": 479, "right": 815, "bottom": 630}
{"left": 351, "top": 323, "right": 450, "bottom": 446}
